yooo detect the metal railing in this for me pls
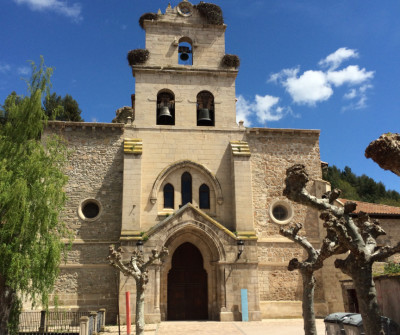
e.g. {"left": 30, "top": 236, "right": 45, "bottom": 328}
{"left": 17, "top": 309, "right": 105, "bottom": 335}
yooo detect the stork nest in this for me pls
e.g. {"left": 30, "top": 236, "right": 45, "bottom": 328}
{"left": 221, "top": 54, "right": 240, "bottom": 68}
{"left": 195, "top": 2, "right": 224, "bottom": 25}
{"left": 139, "top": 13, "right": 158, "bottom": 29}
{"left": 127, "top": 49, "right": 150, "bottom": 66}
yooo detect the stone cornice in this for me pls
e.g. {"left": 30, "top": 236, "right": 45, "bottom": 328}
{"left": 246, "top": 127, "right": 320, "bottom": 136}
{"left": 144, "top": 20, "right": 227, "bottom": 32}
{"left": 46, "top": 121, "right": 124, "bottom": 131}
{"left": 131, "top": 65, "right": 238, "bottom": 77}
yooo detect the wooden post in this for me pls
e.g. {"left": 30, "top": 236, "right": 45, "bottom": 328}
{"left": 126, "top": 291, "right": 131, "bottom": 335}
{"left": 38, "top": 310, "right": 46, "bottom": 332}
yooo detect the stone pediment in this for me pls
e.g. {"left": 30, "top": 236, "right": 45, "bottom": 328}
{"left": 146, "top": 203, "right": 236, "bottom": 241}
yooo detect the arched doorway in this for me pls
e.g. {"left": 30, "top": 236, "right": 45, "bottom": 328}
{"left": 167, "top": 242, "right": 208, "bottom": 320}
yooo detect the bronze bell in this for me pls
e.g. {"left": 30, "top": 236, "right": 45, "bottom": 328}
{"left": 197, "top": 108, "right": 212, "bottom": 125}
{"left": 158, "top": 106, "right": 173, "bottom": 122}
{"left": 179, "top": 46, "right": 191, "bottom": 61}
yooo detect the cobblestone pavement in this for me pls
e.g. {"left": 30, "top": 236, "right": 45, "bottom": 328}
{"left": 104, "top": 319, "right": 326, "bottom": 335}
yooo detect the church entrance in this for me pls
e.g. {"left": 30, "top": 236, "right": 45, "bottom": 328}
{"left": 167, "top": 242, "right": 208, "bottom": 320}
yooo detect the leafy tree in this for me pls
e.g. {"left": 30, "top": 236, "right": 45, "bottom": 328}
{"left": 43, "top": 93, "right": 83, "bottom": 121}
{"left": 323, "top": 165, "right": 400, "bottom": 206}
{"left": 0, "top": 92, "right": 23, "bottom": 124}
{"left": 0, "top": 58, "right": 69, "bottom": 333}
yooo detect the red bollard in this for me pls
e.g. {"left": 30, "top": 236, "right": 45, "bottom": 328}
{"left": 126, "top": 292, "right": 131, "bottom": 335}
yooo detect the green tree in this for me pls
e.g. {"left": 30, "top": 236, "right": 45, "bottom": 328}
{"left": 0, "top": 58, "right": 69, "bottom": 333}
{"left": 0, "top": 92, "right": 23, "bottom": 124}
{"left": 323, "top": 165, "right": 400, "bottom": 206}
{"left": 43, "top": 93, "right": 83, "bottom": 121}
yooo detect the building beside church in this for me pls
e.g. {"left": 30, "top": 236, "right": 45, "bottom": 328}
{"left": 43, "top": 1, "right": 386, "bottom": 324}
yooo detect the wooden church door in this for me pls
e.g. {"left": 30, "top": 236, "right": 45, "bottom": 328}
{"left": 167, "top": 242, "right": 208, "bottom": 320}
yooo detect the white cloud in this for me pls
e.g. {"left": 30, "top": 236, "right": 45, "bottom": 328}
{"left": 0, "top": 63, "right": 11, "bottom": 73}
{"left": 344, "top": 88, "right": 357, "bottom": 100}
{"left": 326, "top": 65, "right": 374, "bottom": 87}
{"left": 342, "top": 84, "right": 373, "bottom": 111}
{"left": 284, "top": 70, "right": 333, "bottom": 105}
{"left": 236, "top": 94, "right": 288, "bottom": 125}
{"left": 236, "top": 95, "right": 253, "bottom": 126}
{"left": 269, "top": 67, "right": 299, "bottom": 84}
{"left": 319, "top": 47, "right": 358, "bottom": 70}
{"left": 13, "top": 0, "right": 82, "bottom": 21}
{"left": 269, "top": 48, "right": 374, "bottom": 110}
{"left": 254, "top": 94, "right": 283, "bottom": 122}
{"left": 17, "top": 66, "right": 31, "bottom": 75}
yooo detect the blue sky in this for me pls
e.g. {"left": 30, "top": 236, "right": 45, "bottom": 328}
{"left": 1, "top": 0, "right": 400, "bottom": 193}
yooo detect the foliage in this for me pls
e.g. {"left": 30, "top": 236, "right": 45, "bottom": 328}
{"left": 127, "top": 49, "right": 150, "bottom": 66}
{"left": 43, "top": 93, "right": 84, "bottom": 121}
{"left": 383, "top": 262, "right": 400, "bottom": 275}
{"left": 323, "top": 165, "right": 400, "bottom": 206}
{"left": 139, "top": 13, "right": 158, "bottom": 29}
{"left": 0, "top": 57, "right": 69, "bottom": 333}
{"left": 221, "top": 54, "right": 240, "bottom": 68}
{"left": 195, "top": 2, "right": 224, "bottom": 25}
{"left": 0, "top": 92, "right": 23, "bottom": 125}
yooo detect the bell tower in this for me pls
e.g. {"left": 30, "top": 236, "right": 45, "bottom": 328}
{"left": 130, "top": 0, "right": 239, "bottom": 129}
{"left": 120, "top": 2, "right": 260, "bottom": 323}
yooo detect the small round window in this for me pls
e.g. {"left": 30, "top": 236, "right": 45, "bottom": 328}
{"left": 78, "top": 199, "right": 102, "bottom": 221}
{"left": 269, "top": 200, "right": 293, "bottom": 225}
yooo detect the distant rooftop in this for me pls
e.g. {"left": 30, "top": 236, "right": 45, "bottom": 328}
{"left": 339, "top": 198, "right": 400, "bottom": 216}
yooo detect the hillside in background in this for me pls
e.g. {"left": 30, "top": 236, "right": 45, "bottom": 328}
{"left": 322, "top": 165, "right": 400, "bottom": 207}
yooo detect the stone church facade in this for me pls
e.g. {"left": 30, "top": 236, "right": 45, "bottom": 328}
{"left": 45, "top": 1, "right": 350, "bottom": 323}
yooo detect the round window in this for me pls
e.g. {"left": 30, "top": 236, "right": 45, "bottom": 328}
{"left": 78, "top": 199, "right": 102, "bottom": 221}
{"left": 269, "top": 200, "right": 293, "bottom": 225}
{"left": 272, "top": 205, "right": 288, "bottom": 221}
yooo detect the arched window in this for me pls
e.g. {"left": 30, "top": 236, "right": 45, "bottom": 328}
{"left": 196, "top": 91, "right": 214, "bottom": 126}
{"left": 163, "top": 183, "right": 174, "bottom": 209}
{"left": 181, "top": 172, "right": 192, "bottom": 206}
{"left": 178, "top": 37, "right": 193, "bottom": 65}
{"left": 199, "top": 184, "right": 210, "bottom": 209}
{"left": 157, "top": 90, "right": 175, "bottom": 125}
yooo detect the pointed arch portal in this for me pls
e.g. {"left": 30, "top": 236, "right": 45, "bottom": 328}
{"left": 167, "top": 242, "right": 208, "bottom": 320}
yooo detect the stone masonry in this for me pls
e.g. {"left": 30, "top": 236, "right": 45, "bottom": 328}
{"left": 37, "top": 1, "right": 374, "bottom": 324}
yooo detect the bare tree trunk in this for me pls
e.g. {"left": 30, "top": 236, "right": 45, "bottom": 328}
{"left": 301, "top": 270, "right": 317, "bottom": 335}
{"left": 351, "top": 266, "right": 383, "bottom": 335}
{"left": 135, "top": 281, "right": 145, "bottom": 335}
{"left": 0, "top": 275, "right": 17, "bottom": 334}
{"left": 108, "top": 246, "right": 168, "bottom": 335}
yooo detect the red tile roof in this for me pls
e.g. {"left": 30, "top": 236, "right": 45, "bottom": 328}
{"left": 339, "top": 199, "right": 400, "bottom": 215}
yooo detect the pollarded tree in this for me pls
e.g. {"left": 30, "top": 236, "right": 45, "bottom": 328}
{"left": 108, "top": 245, "right": 168, "bottom": 335}
{"left": 279, "top": 210, "right": 347, "bottom": 335}
{"left": 0, "top": 58, "right": 69, "bottom": 334}
{"left": 365, "top": 133, "right": 400, "bottom": 177}
{"left": 283, "top": 164, "right": 400, "bottom": 335}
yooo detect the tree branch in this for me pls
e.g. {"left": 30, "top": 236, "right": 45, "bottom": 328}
{"left": 283, "top": 164, "right": 344, "bottom": 217}
{"left": 371, "top": 242, "right": 400, "bottom": 262}
{"left": 365, "top": 133, "right": 400, "bottom": 177}
{"left": 280, "top": 223, "right": 318, "bottom": 262}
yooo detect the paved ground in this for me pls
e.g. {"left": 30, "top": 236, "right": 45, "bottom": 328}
{"left": 104, "top": 319, "right": 326, "bottom": 335}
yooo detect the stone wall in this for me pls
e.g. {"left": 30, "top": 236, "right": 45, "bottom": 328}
{"left": 377, "top": 217, "right": 400, "bottom": 263}
{"left": 44, "top": 122, "right": 124, "bottom": 323}
{"left": 246, "top": 128, "right": 326, "bottom": 317}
